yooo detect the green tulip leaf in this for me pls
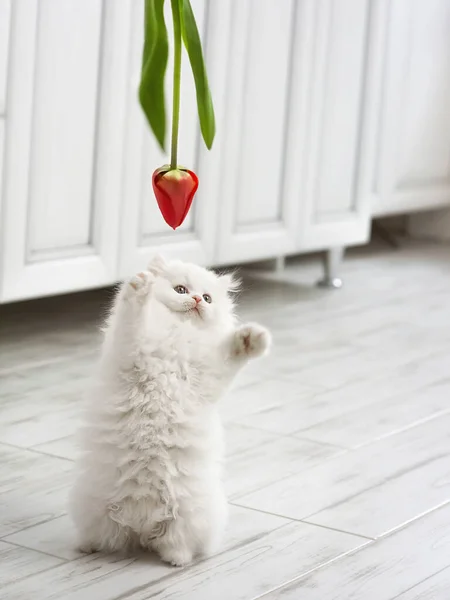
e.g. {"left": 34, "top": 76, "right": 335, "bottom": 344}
{"left": 139, "top": 0, "right": 169, "bottom": 151}
{"left": 180, "top": 0, "right": 215, "bottom": 149}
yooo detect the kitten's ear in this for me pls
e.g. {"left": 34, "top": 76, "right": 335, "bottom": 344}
{"left": 148, "top": 253, "right": 166, "bottom": 276}
{"left": 219, "top": 272, "right": 241, "bottom": 294}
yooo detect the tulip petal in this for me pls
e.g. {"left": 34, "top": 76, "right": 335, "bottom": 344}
{"left": 152, "top": 168, "right": 199, "bottom": 229}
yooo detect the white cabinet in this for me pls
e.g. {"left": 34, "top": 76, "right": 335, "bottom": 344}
{"left": 1, "top": 0, "right": 448, "bottom": 302}
{"left": 0, "top": 0, "right": 123, "bottom": 302}
{"left": 373, "top": 0, "right": 450, "bottom": 216}
{"left": 0, "top": 0, "right": 10, "bottom": 115}
{"left": 214, "top": 0, "right": 378, "bottom": 260}
{"left": 214, "top": 0, "right": 302, "bottom": 264}
{"left": 282, "top": 0, "right": 376, "bottom": 251}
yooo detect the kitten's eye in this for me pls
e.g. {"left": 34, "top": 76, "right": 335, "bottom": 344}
{"left": 203, "top": 293, "right": 212, "bottom": 304}
{"left": 174, "top": 285, "right": 188, "bottom": 295}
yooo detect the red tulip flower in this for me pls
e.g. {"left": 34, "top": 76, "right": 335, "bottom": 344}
{"left": 152, "top": 166, "right": 199, "bottom": 229}
{"left": 139, "top": 0, "right": 215, "bottom": 230}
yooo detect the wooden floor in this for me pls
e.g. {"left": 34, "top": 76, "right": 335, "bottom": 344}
{"left": 1, "top": 241, "right": 450, "bottom": 600}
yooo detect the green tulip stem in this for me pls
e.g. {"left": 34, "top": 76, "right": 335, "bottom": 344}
{"left": 170, "top": 0, "right": 182, "bottom": 169}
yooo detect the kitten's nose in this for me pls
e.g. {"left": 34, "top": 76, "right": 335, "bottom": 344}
{"left": 192, "top": 295, "right": 202, "bottom": 304}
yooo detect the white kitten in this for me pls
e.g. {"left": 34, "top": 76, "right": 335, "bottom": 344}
{"left": 70, "top": 255, "right": 271, "bottom": 567}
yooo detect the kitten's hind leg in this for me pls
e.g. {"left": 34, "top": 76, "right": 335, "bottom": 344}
{"left": 75, "top": 511, "right": 134, "bottom": 555}
{"left": 148, "top": 493, "right": 228, "bottom": 566}
{"left": 149, "top": 520, "right": 195, "bottom": 567}
{"left": 196, "top": 491, "right": 228, "bottom": 557}
{"left": 71, "top": 485, "right": 135, "bottom": 554}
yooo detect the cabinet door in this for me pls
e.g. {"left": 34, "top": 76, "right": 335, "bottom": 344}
{"left": 0, "top": 0, "right": 128, "bottom": 302}
{"left": 373, "top": 0, "right": 450, "bottom": 216}
{"left": 0, "top": 0, "right": 10, "bottom": 115}
{"left": 285, "top": 0, "right": 377, "bottom": 252}
{"left": 214, "top": 0, "right": 300, "bottom": 264}
{"left": 119, "top": 0, "right": 224, "bottom": 277}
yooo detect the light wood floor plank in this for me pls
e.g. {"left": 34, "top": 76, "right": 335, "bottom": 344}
{"left": 234, "top": 353, "right": 450, "bottom": 437}
{"left": 260, "top": 504, "right": 450, "bottom": 600}
{"left": 297, "top": 378, "right": 450, "bottom": 448}
{"left": 3, "top": 515, "right": 82, "bottom": 561}
{"left": 237, "top": 414, "right": 450, "bottom": 537}
{"left": 392, "top": 565, "right": 450, "bottom": 600}
{"left": 0, "top": 444, "right": 72, "bottom": 537}
{"left": 226, "top": 435, "right": 342, "bottom": 500}
{"left": 0, "top": 356, "right": 95, "bottom": 448}
{"left": 0, "top": 541, "right": 64, "bottom": 588}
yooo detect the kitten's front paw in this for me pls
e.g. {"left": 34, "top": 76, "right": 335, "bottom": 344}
{"left": 126, "top": 271, "right": 154, "bottom": 299}
{"left": 233, "top": 323, "right": 271, "bottom": 359}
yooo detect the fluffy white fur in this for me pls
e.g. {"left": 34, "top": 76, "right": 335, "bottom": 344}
{"left": 70, "top": 256, "right": 271, "bottom": 567}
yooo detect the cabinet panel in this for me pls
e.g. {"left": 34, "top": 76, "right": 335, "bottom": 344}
{"left": 314, "top": 1, "right": 368, "bottom": 216}
{"left": 287, "top": 0, "right": 375, "bottom": 251}
{"left": 0, "top": 119, "right": 4, "bottom": 298}
{"left": 398, "top": 1, "right": 450, "bottom": 185}
{"left": 0, "top": 0, "right": 10, "bottom": 115}
{"left": 374, "top": 0, "right": 450, "bottom": 216}
{"left": 119, "top": 0, "right": 221, "bottom": 276}
{"left": 235, "top": 0, "right": 293, "bottom": 227}
{"left": 216, "top": 0, "right": 300, "bottom": 264}
{"left": 0, "top": 0, "right": 129, "bottom": 302}
{"left": 27, "top": 0, "right": 101, "bottom": 256}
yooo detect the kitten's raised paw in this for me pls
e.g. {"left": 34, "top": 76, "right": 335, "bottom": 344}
{"left": 233, "top": 323, "right": 271, "bottom": 359}
{"left": 127, "top": 271, "right": 154, "bottom": 298}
